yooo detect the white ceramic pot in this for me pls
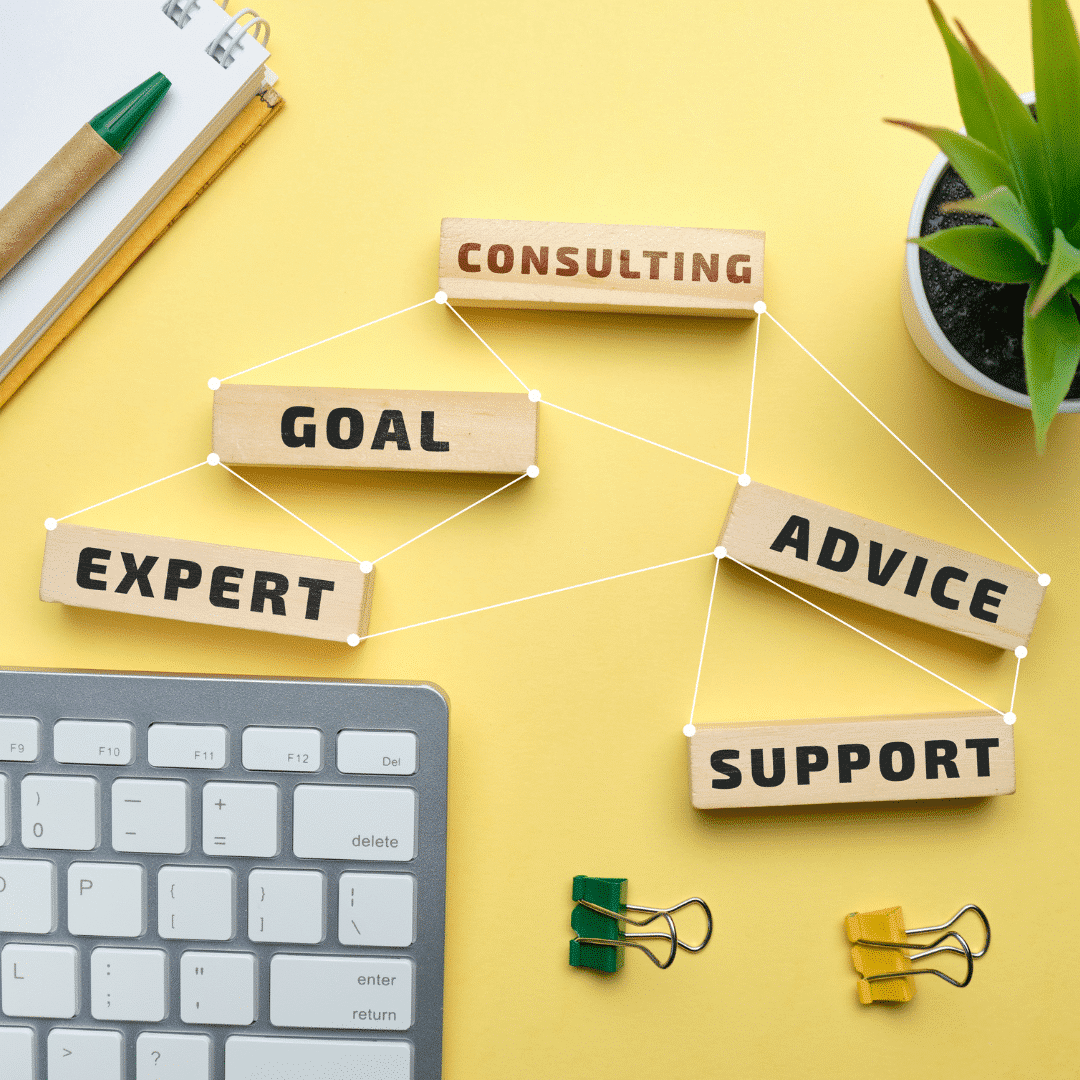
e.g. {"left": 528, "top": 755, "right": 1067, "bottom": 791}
{"left": 900, "top": 149, "right": 1080, "bottom": 414}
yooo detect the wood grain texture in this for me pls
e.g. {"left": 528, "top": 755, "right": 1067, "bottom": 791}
{"left": 688, "top": 712, "right": 1014, "bottom": 809}
{"left": 212, "top": 385, "right": 538, "bottom": 474}
{"left": 439, "top": 218, "right": 764, "bottom": 316}
{"left": 718, "top": 482, "right": 1043, "bottom": 649}
{"left": 40, "top": 524, "right": 373, "bottom": 642}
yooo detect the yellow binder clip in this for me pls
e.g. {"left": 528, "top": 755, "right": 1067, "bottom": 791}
{"left": 844, "top": 904, "right": 990, "bottom": 1003}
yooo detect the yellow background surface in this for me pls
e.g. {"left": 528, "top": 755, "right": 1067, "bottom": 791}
{"left": 1, "top": 1, "right": 1076, "bottom": 1076}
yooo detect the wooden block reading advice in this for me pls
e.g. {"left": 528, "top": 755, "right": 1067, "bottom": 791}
{"left": 719, "top": 483, "right": 1043, "bottom": 649}
{"left": 439, "top": 218, "right": 764, "bottom": 317}
{"left": 41, "top": 524, "right": 374, "bottom": 643}
{"left": 212, "top": 385, "right": 538, "bottom": 475}
{"left": 689, "top": 712, "right": 1014, "bottom": 809}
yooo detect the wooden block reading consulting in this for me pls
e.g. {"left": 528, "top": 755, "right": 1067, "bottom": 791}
{"left": 439, "top": 218, "right": 765, "bottom": 317}
{"left": 212, "top": 385, "right": 538, "bottom": 475}
{"left": 689, "top": 712, "right": 1014, "bottom": 809}
{"left": 41, "top": 524, "right": 374, "bottom": 643}
{"left": 718, "top": 482, "right": 1043, "bottom": 649}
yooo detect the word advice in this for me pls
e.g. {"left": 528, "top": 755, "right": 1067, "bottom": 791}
{"left": 212, "top": 385, "right": 538, "bottom": 475}
{"left": 719, "top": 483, "right": 1043, "bottom": 649}
{"left": 40, "top": 524, "right": 374, "bottom": 643}
{"left": 688, "top": 712, "right": 1014, "bottom": 809}
{"left": 439, "top": 217, "right": 765, "bottom": 316}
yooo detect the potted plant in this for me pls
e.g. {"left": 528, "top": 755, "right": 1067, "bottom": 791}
{"left": 895, "top": 0, "right": 1080, "bottom": 449}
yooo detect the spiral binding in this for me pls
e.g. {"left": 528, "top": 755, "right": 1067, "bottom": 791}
{"left": 161, "top": 1, "right": 270, "bottom": 68}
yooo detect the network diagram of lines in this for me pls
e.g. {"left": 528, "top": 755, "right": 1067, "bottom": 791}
{"left": 42, "top": 290, "right": 1048, "bottom": 732}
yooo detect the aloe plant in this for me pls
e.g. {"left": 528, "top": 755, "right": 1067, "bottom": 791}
{"left": 890, "top": 0, "right": 1080, "bottom": 449}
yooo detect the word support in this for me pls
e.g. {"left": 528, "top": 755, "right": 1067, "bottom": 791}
{"left": 212, "top": 386, "right": 538, "bottom": 475}
{"left": 718, "top": 483, "right": 1043, "bottom": 649}
{"left": 439, "top": 218, "right": 765, "bottom": 316}
{"left": 688, "top": 712, "right": 1014, "bottom": 808}
{"left": 40, "top": 524, "right": 374, "bottom": 643}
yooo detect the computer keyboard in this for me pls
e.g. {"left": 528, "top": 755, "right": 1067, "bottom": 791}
{"left": 0, "top": 667, "right": 449, "bottom": 1079}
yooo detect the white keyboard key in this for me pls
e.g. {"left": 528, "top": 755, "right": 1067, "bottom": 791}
{"left": 21, "top": 775, "right": 98, "bottom": 850}
{"left": 53, "top": 719, "right": 134, "bottom": 765}
{"left": 68, "top": 862, "right": 145, "bottom": 937}
{"left": 0, "top": 718, "right": 39, "bottom": 762}
{"left": 293, "top": 785, "right": 416, "bottom": 862}
{"left": 112, "top": 778, "right": 189, "bottom": 854}
{"left": 91, "top": 947, "right": 167, "bottom": 1021}
{"left": 338, "top": 730, "right": 417, "bottom": 775}
{"left": 202, "top": 782, "right": 279, "bottom": 857}
{"left": 226, "top": 1036, "right": 411, "bottom": 1079}
{"left": 0, "top": 775, "right": 8, "bottom": 845}
{"left": 1, "top": 944, "right": 78, "bottom": 1018}
{"left": 0, "top": 1026, "right": 35, "bottom": 1080}
{"left": 270, "top": 954, "right": 413, "bottom": 1030}
{"left": 47, "top": 1028, "right": 122, "bottom": 1080}
{"left": 136, "top": 1032, "right": 211, "bottom": 1080}
{"left": 242, "top": 726, "right": 322, "bottom": 772}
{"left": 0, "top": 859, "right": 55, "bottom": 933}
{"left": 339, "top": 872, "right": 416, "bottom": 947}
{"left": 248, "top": 869, "right": 325, "bottom": 944}
{"left": 158, "top": 865, "right": 235, "bottom": 941}
{"left": 180, "top": 951, "right": 256, "bottom": 1026}
{"left": 147, "top": 723, "right": 228, "bottom": 770}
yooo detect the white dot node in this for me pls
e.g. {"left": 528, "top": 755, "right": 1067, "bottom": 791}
{"left": 737, "top": 473, "right": 751, "bottom": 487}
{"left": 207, "top": 377, "right": 221, "bottom": 391}
{"left": 434, "top": 291, "right": 448, "bottom": 305}
{"left": 528, "top": 389, "right": 541, "bottom": 402}
{"left": 714, "top": 546, "right": 727, "bottom": 560}
{"left": 526, "top": 465, "right": 540, "bottom": 478}
{"left": 753, "top": 300, "right": 767, "bottom": 315}
{"left": 44, "top": 518, "right": 57, "bottom": 531}
{"left": 347, "top": 634, "right": 361, "bottom": 647}
{"left": 206, "top": 453, "right": 220, "bottom": 466}
{"left": 359, "top": 560, "right": 373, "bottom": 574}
{"left": 1003, "top": 712, "right": 1017, "bottom": 726}
{"left": 682, "top": 723, "right": 696, "bottom": 737}
{"left": 1038, "top": 573, "right": 1051, "bottom": 587}
{"left": 1014, "top": 646, "right": 1028, "bottom": 660}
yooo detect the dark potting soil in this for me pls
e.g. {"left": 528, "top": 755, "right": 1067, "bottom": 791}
{"left": 918, "top": 166, "right": 1080, "bottom": 399}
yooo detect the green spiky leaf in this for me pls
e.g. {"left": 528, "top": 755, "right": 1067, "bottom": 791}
{"left": 886, "top": 120, "right": 1015, "bottom": 198}
{"left": 959, "top": 23, "right": 1056, "bottom": 237}
{"left": 1023, "top": 286, "right": 1080, "bottom": 449}
{"left": 1032, "top": 0, "right": 1080, "bottom": 233}
{"left": 928, "top": 1, "right": 1004, "bottom": 155}
{"left": 913, "top": 225, "right": 1041, "bottom": 283}
{"left": 1030, "top": 228, "right": 1080, "bottom": 314}
{"left": 941, "top": 185, "right": 1049, "bottom": 263}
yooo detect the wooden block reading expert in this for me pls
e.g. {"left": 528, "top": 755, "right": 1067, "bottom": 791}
{"left": 41, "top": 524, "right": 373, "bottom": 643}
{"left": 718, "top": 483, "right": 1042, "bottom": 649}
{"left": 439, "top": 218, "right": 764, "bottom": 317}
{"left": 212, "top": 385, "right": 538, "bottom": 475}
{"left": 689, "top": 712, "right": 1013, "bottom": 809}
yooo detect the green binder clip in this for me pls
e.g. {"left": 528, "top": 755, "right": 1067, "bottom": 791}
{"left": 569, "top": 875, "right": 713, "bottom": 972}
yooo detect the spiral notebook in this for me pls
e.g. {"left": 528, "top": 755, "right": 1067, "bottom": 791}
{"left": 0, "top": 0, "right": 278, "bottom": 400}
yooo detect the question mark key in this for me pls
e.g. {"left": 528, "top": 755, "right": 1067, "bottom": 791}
{"left": 136, "top": 1033, "right": 211, "bottom": 1078}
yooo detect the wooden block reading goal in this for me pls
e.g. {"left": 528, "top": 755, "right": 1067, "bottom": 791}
{"left": 718, "top": 482, "right": 1043, "bottom": 649}
{"left": 689, "top": 712, "right": 1014, "bottom": 809}
{"left": 212, "top": 385, "right": 538, "bottom": 475}
{"left": 41, "top": 524, "right": 374, "bottom": 643}
{"left": 439, "top": 218, "right": 764, "bottom": 317}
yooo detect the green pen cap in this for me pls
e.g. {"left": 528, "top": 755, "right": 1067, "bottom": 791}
{"left": 90, "top": 72, "right": 171, "bottom": 154}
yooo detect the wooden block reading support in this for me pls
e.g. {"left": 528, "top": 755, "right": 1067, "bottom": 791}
{"left": 212, "top": 386, "right": 538, "bottom": 475}
{"left": 40, "top": 524, "right": 374, "bottom": 643}
{"left": 689, "top": 712, "right": 1014, "bottom": 809}
{"left": 718, "top": 483, "right": 1043, "bottom": 649}
{"left": 439, "top": 218, "right": 764, "bottom": 317}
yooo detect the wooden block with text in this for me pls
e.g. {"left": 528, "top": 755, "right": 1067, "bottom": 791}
{"left": 689, "top": 712, "right": 1014, "bottom": 809}
{"left": 213, "top": 385, "right": 538, "bottom": 474}
{"left": 439, "top": 218, "right": 764, "bottom": 317}
{"left": 40, "top": 524, "right": 373, "bottom": 642}
{"left": 718, "top": 482, "right": 1043, "bottom": 649}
